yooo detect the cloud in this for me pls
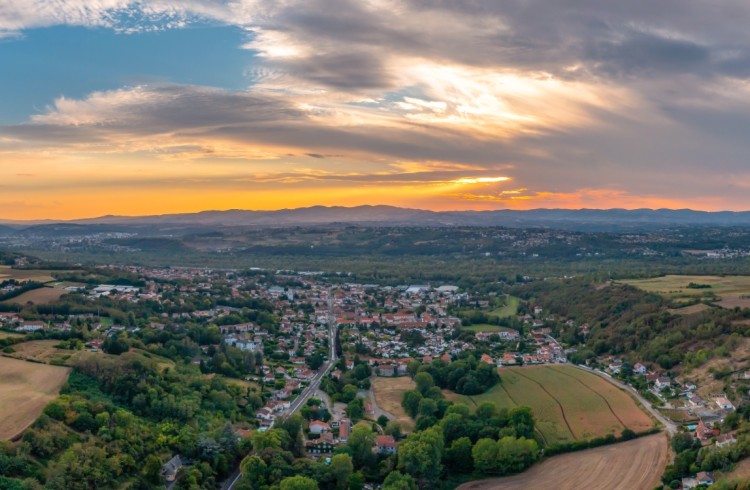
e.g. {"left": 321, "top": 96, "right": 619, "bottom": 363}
{"left": 5, "top": 0, "right": 750, "bottom": 215}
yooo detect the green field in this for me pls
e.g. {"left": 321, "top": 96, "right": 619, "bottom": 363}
{"left": 622, "top": 275, "right": 750, "bottom": 308}
{"left": 488, "top": 296, "right": 520, "bottom": 318}
{"left": 449, "top": 365, "right": 654, "bottom": 446}
{"left": 462, "top": 324, "right": 518, "bottom": 333}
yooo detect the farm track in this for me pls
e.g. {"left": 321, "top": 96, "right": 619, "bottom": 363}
{"left": 513, "top": 370, "right": 577, "bottom": 440}
{"left": 555, "top": 368, "right": 627, "bottom": 429}
{"left": 493, "top": 382, "right": 549, "bottom": 445}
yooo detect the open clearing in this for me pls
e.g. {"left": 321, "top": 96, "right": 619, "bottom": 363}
{"left": 2, "top": 287, "right": 67, "bottom": 305}
{"left": 0, "top": 331, "right": 24, "bottom": 340}
{"left": 488, "top": 296, "right": 520, "bottom": 318}
{"left": 8, "top": 340, "right": 106, "bottom": 366}
{"left": 457, "top": 433, "right": 668, "bottom": 490}
{"left": 452, "top": 365, "right": 653, "bottom": 445}
{"left": 0, "top": 356, "right": 70, "bottom": 440}
{"left": 721, "top": 457, "right": 750, "bottom": 482}
{"left": 622, "top": 275, "right": 750, "bottom": 308}
{"left": 462, "top": 324, "right": 520, "bottom": 334}
{"left": 371, "top": 376, "right": 416, "bottom": 431}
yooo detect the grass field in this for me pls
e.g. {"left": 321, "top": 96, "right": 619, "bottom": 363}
{"left": 0, "top": 356, "right": 71, "bottom": 440}
{"left": 462, "top": 324, "right": 519, "bottom": 334}
{"left": 488, "top": 296, "right": 520, "bottom": 318}
{"left": 622, "top": 275, "right": 750, "bottom": 308}
{"left": 0, "top": 331, "right": 24, "bottom": 340}
{"left": 457, "top": 433, "right": 668, "bottom": 490}
{"left": 451, "top": 365, "right": 654, "bottom": 445}
{"left": 0, "top": 265, "right": 65, "bottom": 284}
{"left": 2, "top": 287, "right": 68, "bottom": 305}
{"left": 371, "top": 376, "right": 416, "bottom": 432}
{"left": 7, "top": 340, "right": 96, "bottom": 365}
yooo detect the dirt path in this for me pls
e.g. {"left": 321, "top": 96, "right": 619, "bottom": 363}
{"left": 514, "top": 369, "right": 577, "bottom": 440}
{"left": 555, "top": 367, "right": 627, "bottom": 428}
{"left": 457, "top": 433, "right": 668, "bottom": 490}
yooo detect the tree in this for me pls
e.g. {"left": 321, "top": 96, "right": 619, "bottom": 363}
{"left": 414, "top": 372, "right": 435, "bottom": 395}
{"left": 348, "top": 425, "right": 376, "bottom": 469}
{"left": 383, "top": 471, "right": 417, "bottom": 490}
{"left": 397, "top": 426, "right": 444, "bottom": 487}
{"left": 252, "top": 429, "right": 283, "bottom": 452}
{"left": 347, "top": 398, "right": 364, "bottom": 422}
{"left": 349, "top": 472, "right": 365, "bottom": 490}
{"left": 240, "top": 456, "right": 267, "bottom": 489}
{"left": 417, "top": 398, "right": 437, "bottom": 417}
{"left": 330, "top": 454, "right": 353, "bottom": 489}
{"left": 671, "top": 432, "right": 697, "bottom": 454}
{"left": 401, "top": 390, "right": 423, "bottom": 418}
{"left": 445, "top": 437, "right": 473, "bottom": 473}
{"left": 472, "top": 438, "right": 498, "bottom": 474}
{"left": 280, "top": 476, "right": 318, "bottom": 490}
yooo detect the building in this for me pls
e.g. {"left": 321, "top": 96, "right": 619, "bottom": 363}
{"left": 714, "top": 396, "right": 734, "bottom": 410}
{"left": 633, "top": 363, "right": 647, "bottom": 375}
{"left": 375, "top": 435, "right": 398, "bottom": 455}
{"left": 162, "top": 455, "right": 183, "bottom": 483}
{"left": 309, "top": 420, "right": 331, "bottom": 434}
{"left": 716, "top": 433, "right": 737, "bottom": 448}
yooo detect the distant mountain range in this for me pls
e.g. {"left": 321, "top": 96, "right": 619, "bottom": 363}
{"left": 4, "top": 206, "right": 750, "bottom": 232}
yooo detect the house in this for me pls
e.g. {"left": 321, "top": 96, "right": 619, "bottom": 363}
{"left": 716, "top": 433, "right": 737, "bottom": 448}
{"left": 162, "top": 455, "right": 183, "bottom": 483}
{"left": 655, "top": 376, "right": 671, "bottom": 390}
{"left": 695, "top": 420, "right": 712, "bottom": 440}
{"left": 305, "top": 432, "right": 335, "bottom": 454}
{"left": 714, "top": 396, "right": 734, "bottom": 410}
{"left": 480, "top": 354, "right": 494, "bottom": 365}
{"left": 608, "top": 361, "right": 622, "bottom": 374}
{"left": 375, "top": 435, "right": 398, "bottom": 455}
{"left": 309, "top": 420, "right": 331, "bottom": 434}
{"left": 256, "top": 408, "right": 275, "bottom": 424}
{"left": 338, "top": 419, "right": 351, "bottom": 443}
{"left": 633, "top": 363, "right": 647, "bottom": 375}
{"left": 377, "top": 364, "right": 396, "bottom": 377}
{"left": 696, "top": 471, "right": 714, "bottom": 486}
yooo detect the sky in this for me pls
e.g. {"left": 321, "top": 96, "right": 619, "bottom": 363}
{"left": 3, "top": 1, "right": 750, "bottom": 219}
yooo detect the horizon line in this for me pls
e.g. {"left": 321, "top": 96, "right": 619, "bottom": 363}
{"left": 0, "top": 204, "right": 748, "bottom": 223}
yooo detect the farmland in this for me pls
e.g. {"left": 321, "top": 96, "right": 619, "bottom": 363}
{"left": 457, "top": 433, "right": 668, "bottom": 490}
{"left": 452, "top": 365, "right": 654, "bottom": 445}
{"left": 371, "top": 376, "right": 416, "bottom": 432}
{"left": 0, "top": 330, "right": 24, "bottom": 340}
{"left": 0, "top": 265, "right": 63, "bottom": 284}
{"left": 2, "top": 286, "right": 67, "bottom": 305}
{"left": 622, "top": 275, "right": 750, "bottom": 308}
{"left": 0, "top": 356, "right": 71, "bottom": 440}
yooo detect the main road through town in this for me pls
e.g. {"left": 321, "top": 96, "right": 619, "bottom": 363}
{"left": 222, "top": 289, "right": 338, "bottom": 490}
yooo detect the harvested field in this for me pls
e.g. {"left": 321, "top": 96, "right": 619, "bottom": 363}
{"left": 2, "top": 287, "right": 67, "bottom": 305}
{"left": 371, "top": 376, "right": 416, "bottom": 432}
{"left": 0, "top": 356, "right": 70, "bottom": 440}
{"left": 452, "top": 365, "right": 653, "bottom": 445}
{"left": 457, "top": 433, "right": 668, "bottom": 490}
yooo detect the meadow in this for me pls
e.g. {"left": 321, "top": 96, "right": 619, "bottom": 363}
{"left": 0, "top": 356, "right": 71, "bottom": 440}
{"left": 622, "top": 274, "right": 750, "bottom": 308}
{"left": 450, "top": 365, "right": 654, "bottom": 445}
{"left": 371, "top": 376, "right": 416, "bottom": 432}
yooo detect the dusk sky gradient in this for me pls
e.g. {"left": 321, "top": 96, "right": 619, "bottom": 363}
{"left": 3, "top": 1, "right": 750, "bottom": 219}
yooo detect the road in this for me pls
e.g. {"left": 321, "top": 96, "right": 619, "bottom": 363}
{"left": 223, "top": 288, "right": 338, "bottom": 490}
{"left": 572, "top": 364, "right": 678, "bottom": 435}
